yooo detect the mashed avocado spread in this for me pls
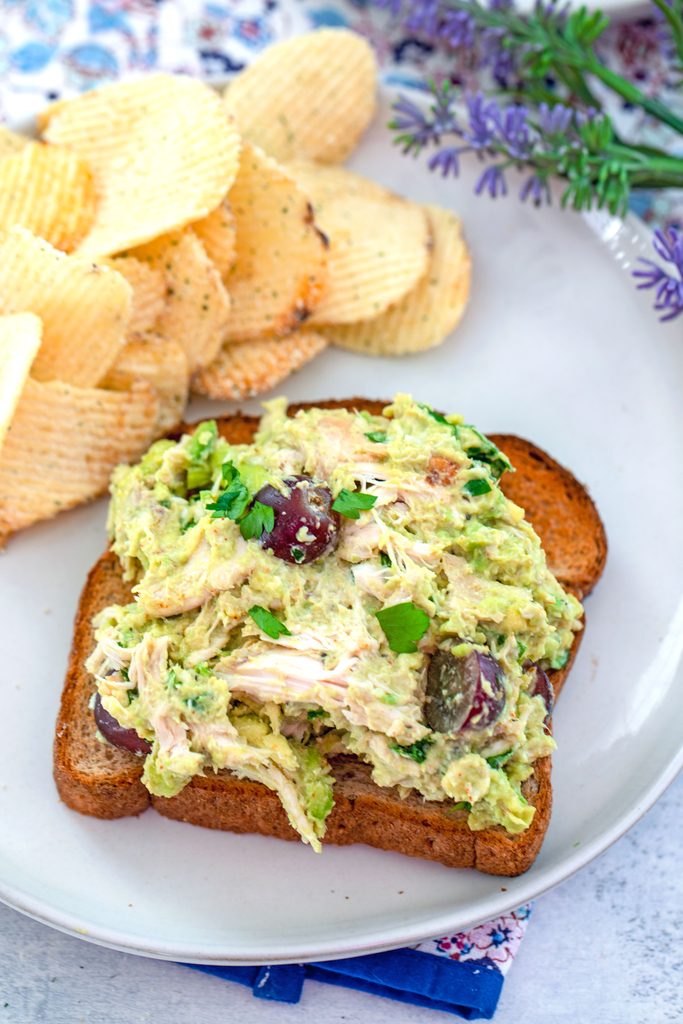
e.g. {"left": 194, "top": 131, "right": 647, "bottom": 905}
{"left": 87, "top": 395, "right": 583, "bottom": 850}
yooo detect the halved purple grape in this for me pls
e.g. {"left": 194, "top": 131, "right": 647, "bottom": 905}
{"left": 425, "top": 649, "right": 505, "bottom": 734}
{"left": 93, "top": 693, "right": 151, "bottom": 755}
{"left": 255, "top": 475, "right": 339, "bottom": 564}
{"left": 528, "top": 663, "right": 554, "bottom": 721}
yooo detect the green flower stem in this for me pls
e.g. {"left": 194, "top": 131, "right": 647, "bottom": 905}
{"left": 585, "top": 60, "right": 683, "bottom": 137}
{"left": 650, "top": 0, "right": 683, "bottom": 67}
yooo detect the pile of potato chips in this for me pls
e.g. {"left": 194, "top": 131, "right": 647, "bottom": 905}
{"left": 0, "top": 28, "right": 471, "bottom": 542}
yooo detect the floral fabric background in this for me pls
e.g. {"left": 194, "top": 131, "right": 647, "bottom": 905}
{"left": 0, "top": 0, "right": 680, "bottom": 230}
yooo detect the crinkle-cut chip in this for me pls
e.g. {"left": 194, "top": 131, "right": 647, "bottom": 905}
{"left": 0, "top": 378, "right": 158, "bottom": 538}
{"left": 102, "top": 332, "right": 189, "bottom": 433}
{"left": 42, "top": 74, "right": 242, "bottom": 257}
{"left": 323, "top": 206, "right": 471, "bottom": 355}
{"left": 306, "top": 191, "right": 430, "bottom": 326}
{"left": 192, "top": 329, "right": 327, "bottom": 400}
{"left": 191, "top": 200, "right": 236, "bottom": 277}
{"left": 132, "top": 229, "right": 231, "bottom": 373}
{"left": 104, "top": 256, "right": 166, "bottom": 334}
{"left": 0, "top": 142, "right": 96, "bottom": 251}
{"left": 225, "top": 143, "right": 328, "bottom": 341}
{"left": 0, "top": 228, "right": 131, "bottom": 387}
{"left": 0, "top": 125, "right": 31, "bottom": 159}
{"left": 224, "top": 29, "right": 377, "bottom": 163}
{"left": 285, "top": 159, "right": 393, "bottom": 206}
{"left": 0, "top": 312, "right": 42, "bottom": 447}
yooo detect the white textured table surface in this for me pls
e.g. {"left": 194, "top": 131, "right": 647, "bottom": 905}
{"left": 1, "top": 774, "right": 681, "bottom": 1024}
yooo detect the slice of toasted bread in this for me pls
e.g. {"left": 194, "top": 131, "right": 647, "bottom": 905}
{"left": 54, "top": 400, "right": 606, "bottom": 875}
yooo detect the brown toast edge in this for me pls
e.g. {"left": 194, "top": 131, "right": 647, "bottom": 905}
{"left": 54, "top": 400, "right": 606, "bottom": 876}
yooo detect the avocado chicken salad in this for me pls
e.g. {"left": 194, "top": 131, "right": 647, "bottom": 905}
{"left": 87, "top": 395, "right": 583, "bottom": 850}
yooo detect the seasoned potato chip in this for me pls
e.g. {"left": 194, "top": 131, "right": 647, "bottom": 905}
{"left": 0, "top": 125, "right": 30, "bottom": 159}
{"left": 133, "top": 229, "right": 230, "bottom": 372}
{"left": 0, "top": 228, "right": 131, "bottom": 387}
{"left": 306, "top": 188, "right": 430, "bottom": 325}
{"left": 285, "top": 159, "right": 392, "bottom": 205}
{"left": 225, "top": 143, "right": 328, "bottom": 341}
{"left": 191, "top": 200, "right": 236, "bottom": 277}
{"left": 42, "top": 74, "right": 242, "bottom": 257}
{"left": 323, "top": 206, "right": 471, "bottom": 355}
{"left": 0, "top": 312, "right": 42, "bottom": 447}
{"left": 0, "top": 378, "right": 158, "bottom": 538}
{"left": 224, "top": 29, "right": 377, "bottom": 163}
{"left": 105, "top": 256, "right": 166, "bottom": 334}
{"left": 0, "top": 142, "right": 96, "bottom": 251}
{"left": 193, "top": 329, "right": 327, "bottom": 400}
{"left": 102, "top": 332, "right": 189, "bottom": 433}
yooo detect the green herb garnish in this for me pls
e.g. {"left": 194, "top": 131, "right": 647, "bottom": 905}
{"left": 419, "top": 403, "right": 449, "bottom": 425}
{"left": 248, "top": 605, "right": 291, "bottom": 640}
{"left": 307, "top": 709, "right": 326, "bottom": 720}
{"left": 453, "top": 801, "right": 472, "bottom": 812}
{"left": 517, "top": 640, "right": 527, "bottom": 660}
{"left": 332, "top": 488, "right": 377, "bottom": 520}
{"left": 239, "top": 500, "right": 274, "bottom": 540}
{"left": 486, "top": 751, "right": 513, "bottom": 770}
{"left": 365, "top": 430, "right": 388, "bottom": 443}
{"left": 390, "top": 738, "right": 433, "bottom": 763}
{"left": 376, "top": 601, "right": 430, "bottom": 654}
{"left": 380, "top": 551, "right": 392, "bottom": 567}
{"left": 463, "top": 478, "right": 492, "bottom": 497}
{"left": 207, "top": 462, "right": 250, "bottom": 520}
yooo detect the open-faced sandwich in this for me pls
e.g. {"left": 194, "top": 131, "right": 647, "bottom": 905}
{"left": 55, "top": 396, "right": 606, "bottom": 875}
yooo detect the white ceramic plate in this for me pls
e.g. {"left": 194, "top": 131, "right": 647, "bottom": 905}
{"left": 1, "top": 93, "right": 682, "bottom": 966}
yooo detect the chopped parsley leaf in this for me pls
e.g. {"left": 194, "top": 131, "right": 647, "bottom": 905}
{"left": 207, "top": 462, "right": 250, "bottom": 520}
{"left": 332, "top": 488, "right": 377, "bottom": 520}
{"left": 463, "top": 478, "right": 492, "bottom": 497}
{"left": 307, "top": 709, "right": 326, "bottom": 720}
{"left": 419, "top": 403, "right": 449, "bottom": 425}
{"left": 380, "top": 551, "right": 392, "bottom": 567}
{"left": 390, "top": 738, "right": 433, "bottom": 764}
{"left": 248, "top": 605, "right": 291, "bottom": 640}
{"left": 486, "top": 751, "right": 513, "bottom": 770}
{"left": 240, "top": 500, "right": 274, "bottom": 540}
{"left": 376, "top": 601, "right": 430, "bottom": 654}
{"left": 453, "top": 801, "right": 472, "bottom": 811}
{"left": 291, "top": 546, "right": 305, "bottom": 563}
{"left": 365, "top": 430, "right": 388, "bottom": 443}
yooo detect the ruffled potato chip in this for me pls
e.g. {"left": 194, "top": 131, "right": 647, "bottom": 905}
{"left": 224, "top": 29, "right": 377, "bottom": 163}
{"left": 102, "top": 332, "right": 189, "bottom": 433}
{"left": 285, "top": 159, "right": 392, "bottom": 205}
{"left": 0, "top": 312, "right": 42, "bottom": 447}
{"left": 0, "top": 378, "right": 158, "bottom": 540}
{"left": 42, "top": 74, "right": 242, "bottom": 257}
{"left": 133, "top": 229, "right": 231, "bottom": 373}
{"left": 225, "top": 143, "right": 328, "bottom": 341}
{"left": 306, "top": 189, "right": 431, "bottom": 326}
{"left": 0, "top": 125, "right": 31, "bottom": 159}
{"left": 192, "top": 329, "right": 327, "bottom": 400}
{"left": 323, "top": 206, "right": 471, "bottom": 355}
{"left": 191, "top": 200, "right": 236, "bottom": 277}
{"left": 104, "top": 256, "right": 167, "bottom": 335}
{"left": 0, "top": 142, "right": 96, "bottom": 251}
{"left": 0, "top": 228, "right": 131, "bottom": 387}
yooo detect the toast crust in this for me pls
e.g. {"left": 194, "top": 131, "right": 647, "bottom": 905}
{"left": 54, "top": 400, "right": 606, "bottom": 876}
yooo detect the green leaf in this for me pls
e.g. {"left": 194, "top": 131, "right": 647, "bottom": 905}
{"left": 240, "top": 500, "right": 274, "bottom": 540}
{"left": 452, "top": 801, "right": 472, "bottom": 812}
{"left": 419, "top": 402, "right": 449, "bottom": 425}
{"left": 365, "top": 430, "right": 388, "bottom": 443}
{"left": 486, "top": 751, "right": 513, "bottom": 770}
{"left": 463, "top": 478, "right": 492, "bottom": 497}
{"left": 248, "top": 605, "right": 291, "bottom": 640}
{"left": 376, "top": 601, "right": 430, "bottom": 654}
{"left": 206, "top": 462, "right": 250, "bottom": 520}
{"left": 380, "top": 551, "right": 392, "bottom": 567}
{"left": 332, "top": 488, "right": 377, "bottom": 520}
{"left": 390, "top": 738, "right": 433, "bottom": 764}
{"left": 307, "top": 709, "right": 326, "bottom": 720}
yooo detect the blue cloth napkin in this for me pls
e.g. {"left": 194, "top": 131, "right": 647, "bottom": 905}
{"left": 184, "top": 904, "right": 532, "bottom": 1019}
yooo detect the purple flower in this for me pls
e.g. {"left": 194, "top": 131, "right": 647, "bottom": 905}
{"left": 633, "top": 227, "right": 683, "bottom": 322}
{"left": 491, "top": 103, "right": 531, "bottom": 159}
{"left": 520, "top": 173, "right": 550, "bottom": 205}
{"left": 439, "top": 9, "right": 477, "bottom": 48}
{"left": 463, "top": 91, "right": 499, "bottom": 148}
{"left": 538, "top": 102, "right": 574, "bottom": 136}
{"left": 428, "top": 146, "right": 462, "bottom": 176}
{"left": 475, "top": 164, "right": 508, "bottom": 197}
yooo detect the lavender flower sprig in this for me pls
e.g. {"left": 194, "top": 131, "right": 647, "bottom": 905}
{"left": 633, "top": 228, "right": 683, "bottom": 322}
{"left": 392, "top": 85, "right": 649, "bottom": 215}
